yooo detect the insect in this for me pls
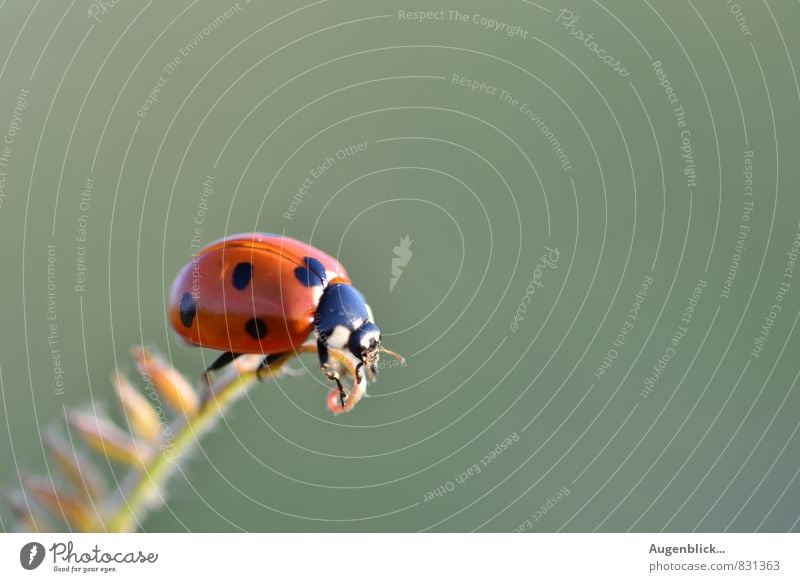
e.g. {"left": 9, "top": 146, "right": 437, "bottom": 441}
{"left": 168, "top": 233, "right": 402, "bottom": 413}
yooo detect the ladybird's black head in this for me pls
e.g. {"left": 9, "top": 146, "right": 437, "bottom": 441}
{"left": 349, "top": 321, "right": 381, "bottom": 374}
{"left": 315, "top": 283, "right": 382, "bottom": 373}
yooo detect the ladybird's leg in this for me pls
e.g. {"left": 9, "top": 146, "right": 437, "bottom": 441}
{"left": 316, "top": 337, "right": 331, "bottom": 370}
{"left": 199, "top": 351, "right": 243, "bottom": 408}
{"left": 317, "top": 338, "right": 347, "bottom": 407}
{"left": 202, "top": 351, "right": 242, "bottom": 384}
{"left": 255, "top": 352, "right": 292, "bottom": 381}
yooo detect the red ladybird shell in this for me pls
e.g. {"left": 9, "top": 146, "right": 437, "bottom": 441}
{"left": 168, "top": 233, "right": 350, "bottom": 354}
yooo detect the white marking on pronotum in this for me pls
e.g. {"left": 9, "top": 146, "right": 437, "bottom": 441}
{"left": 327, "top": 325, "right": 351, "bottom": 349}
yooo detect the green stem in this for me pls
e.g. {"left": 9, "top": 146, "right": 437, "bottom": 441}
{"left": 104, "top": 344, "right": 353, "bottom": 533}
{"left": 106, "top": 369, "right": 259, "bottom": 532}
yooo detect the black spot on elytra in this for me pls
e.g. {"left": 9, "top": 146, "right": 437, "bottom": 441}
{"left": 294, "top": 266, "right": 317, "bottom": 287}
{"left": 294, "top": 256, "right": 326, "bottom": 287}
{"left": 179, "top": 292, "right": 197, "bottom": 328}
{"left": 231, "top": 262, "right": 253, "bottom": 290}
{"left": 245, "top": 317, "right": 268, "bottom": 340}
{"left": 304, "top": 256, "right": 327, "bottom": 279}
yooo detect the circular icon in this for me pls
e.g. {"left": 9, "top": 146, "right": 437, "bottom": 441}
{"left": 19, "top": 542, "right": 45, "bottom": 570}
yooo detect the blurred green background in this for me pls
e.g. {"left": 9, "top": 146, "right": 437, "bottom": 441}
{"left": 1, "top": 0, "right": 799, "bottom": 532}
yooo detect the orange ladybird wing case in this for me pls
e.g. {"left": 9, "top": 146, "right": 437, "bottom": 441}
{"left": 168, "top": 233, "right": 350, "bottom": 353}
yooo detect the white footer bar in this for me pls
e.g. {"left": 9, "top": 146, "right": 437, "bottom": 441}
{"left": 1, "top": 533, "right": 797, "bottom": 581}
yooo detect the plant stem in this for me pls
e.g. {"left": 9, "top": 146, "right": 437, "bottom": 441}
{"left": 106, "top": 367, "right": 261, "bottom": 532}
{"left": 104, "top": 344, "right": 356, "bottom": 532}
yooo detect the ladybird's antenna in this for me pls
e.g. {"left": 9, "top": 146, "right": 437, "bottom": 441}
{"left": 379, "top": 346, "right": 405, "bottom": 364}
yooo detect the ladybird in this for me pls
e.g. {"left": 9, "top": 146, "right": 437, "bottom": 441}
{"left": 168, "top": 233, "right": 401, "bottom": 412}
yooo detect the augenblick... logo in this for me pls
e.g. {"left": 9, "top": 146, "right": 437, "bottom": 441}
{"left": 28, "top": 541, "right": 159, "bottom": 574}
{"left": 649, "top": 543, "right": 720, "bottom": 557}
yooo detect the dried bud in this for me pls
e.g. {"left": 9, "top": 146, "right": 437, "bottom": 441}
{"left": 4, "top": 490, "right": 54, "bottom": 532}
{"left": 45, "top": 429, "right": 107, "bottom": 500}
{"left": 66, "top": 409, "right": 148, "bottom": 467}
{"left": 131, "top": 347, "right": 198, "bottom": 415}
{"left": 112, "top": 372, "right": 161, "bottom": 442}
{"left": 21, "top": 474, "right": 97, "bottom": 532}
